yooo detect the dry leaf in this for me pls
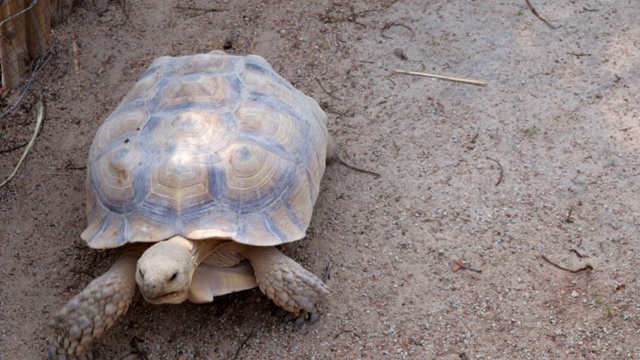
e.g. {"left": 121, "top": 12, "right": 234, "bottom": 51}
{"left": 451, "top": 256, "right": 464, "bottom": 271}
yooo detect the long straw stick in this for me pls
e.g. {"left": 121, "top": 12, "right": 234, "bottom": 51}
{"left": 394, "top": 69, "right": 487, "bottom": 86}
{"left": 0, "top": 99, "right": 45, "bottom": 188}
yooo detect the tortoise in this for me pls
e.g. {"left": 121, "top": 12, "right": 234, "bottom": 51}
{"left": 50, "top": 51, "right": 334, "bottom": 359}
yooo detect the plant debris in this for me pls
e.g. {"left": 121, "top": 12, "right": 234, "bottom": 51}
{"left": 524, "top": 0, "right": 558, "bottom": 29}
{"left": 540, "top": 255, "right": 593, "bottom": 273}
{"left": 451, "top": 256, "right": 482, "bottom": 273}
{"left": 0, "top": 99, "right": 45, "bottom": 188}
{"left": 394, "top": 69, "right": 487, "bottom": 86}
{"left": 485, "top": 156, "right": 503, "bottom": 186}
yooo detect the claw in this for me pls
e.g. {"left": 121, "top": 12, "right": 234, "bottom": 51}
{"left": 287, "top": 311, "right": 320, "bottom": 326}
{"left": 309, "top": 312, "right": 320, "bottom": 324}
{"left": 242, "top": 246, "right": 329, "bottom": 328}
{"left": 49, "top": 345, "right": 94, "bottom": 360}
{"left": 283, "top": 312, "right": 297, "bottom": 322}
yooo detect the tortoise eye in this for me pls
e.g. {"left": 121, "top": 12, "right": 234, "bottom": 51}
{"left": 169, "top": 272, "right": 178, "bottom": 282}
{"left": 138, "top": 268, "right": 144, "bottom": 279}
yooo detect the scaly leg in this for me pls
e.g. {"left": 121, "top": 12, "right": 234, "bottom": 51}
{"left": 49, "top": 252, "right": 139, "bottom": 359}
{"left": 241, "top": 246, "right": 329, "bottom": 324}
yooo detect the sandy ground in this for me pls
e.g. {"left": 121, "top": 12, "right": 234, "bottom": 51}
{"left": 2, "top": 0, "right": 640, "bottom": 359}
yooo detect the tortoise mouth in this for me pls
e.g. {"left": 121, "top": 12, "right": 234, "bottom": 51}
{"left": 141, "top": 287, "right": 189, "bottom": 305}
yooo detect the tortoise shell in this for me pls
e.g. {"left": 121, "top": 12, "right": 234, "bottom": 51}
{"left": 81, "top": 52, "right": 329, "bottom": 249}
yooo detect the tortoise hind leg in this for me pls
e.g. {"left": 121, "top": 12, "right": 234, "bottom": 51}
{"left": 240, "top": 246, "right": 329, "bottom": 324}
{"left": 50, "top": 252, "right": 140, "bottom": 359}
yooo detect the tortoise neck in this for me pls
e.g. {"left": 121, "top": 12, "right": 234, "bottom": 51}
{"left": 165, "top": 236, "right": 224, "bottom": 266}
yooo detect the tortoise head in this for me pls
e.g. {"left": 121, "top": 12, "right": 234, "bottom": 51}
{"left": 136, "top": 236, "right": 196, "bottom": 304}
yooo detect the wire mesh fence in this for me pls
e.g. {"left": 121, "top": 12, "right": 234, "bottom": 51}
{"left": 0, "top": 0, "right": 55, "bottom": 89}
{"left": 0, "top": 0, "right": 71, "bottom": 187}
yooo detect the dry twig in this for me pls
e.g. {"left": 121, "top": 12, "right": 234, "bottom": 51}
{"left": 381, "top": 22, "right": 415, "bottom": 39}
{"left": 466, "top": 132, "right": 479, "bottom": 150}
{"left": 322, "top": 262, "right": 332, "bottom": 283}
{"left": 540, "top": 255, "right": 593, "bottom": 273}
{"left": 0, "top": 99, "right": 45, "bottom": 188}
{"left": 334, "top": 329, "right": 361, "bottom": 339}
{"left": 485, "top": 156, "right": 503, "bottom": 186}
{"left": 393, "top": 48, "right": 408, "bottom": 61}
{"left": 64, "top": 165, "right": 86, "bottom": 171}
{"left": 174, "top": 5, "right": 225, "bottom": 18}
{"left": 524, "top": 0, "right": 557, "bottom": 29}
{"left": 72, "top": 34, "right": 80, "bottom": 75}
{"left": 564, "top": 205, "right": 575, "bottom": 223}
{"left": 0, "top": 143, "right": 27, "bottom": 154}
{"left": 394, "top": 69, "right": 487, "bottom": 86}
{"left": 336, "top": 156, "right": 380, "bottom": 178}
{"left": 570, "top": 249, "right": 586, "bottom": 259}
{"left": 98, "top": 55, "right": 115, "bottom": 76}
{"left": 315, "top": 78, "right": 340, "bottom": 99}
{"left": 0, "top": 50, "right": 52, "bottom": 120}
{"left": 569, "top": 249, "right": 588, "bottom": 259}
{"left": 231, "top": 328, "right": 255, "bottom": 360}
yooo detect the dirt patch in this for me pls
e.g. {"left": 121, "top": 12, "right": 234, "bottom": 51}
{"left": 2, "top": 0, "right": 640, "bottom": 359}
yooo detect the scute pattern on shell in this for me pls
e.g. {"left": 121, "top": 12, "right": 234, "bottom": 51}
{"left": 82, "top": 53, "right": 329, "bottom": 248}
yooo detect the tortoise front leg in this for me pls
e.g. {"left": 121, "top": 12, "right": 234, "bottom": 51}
{"left": 49, "top": 252, "right": 140, "bottom": 360}
{"left": 240, "top": 246, "right": 329, "bottom": 325}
